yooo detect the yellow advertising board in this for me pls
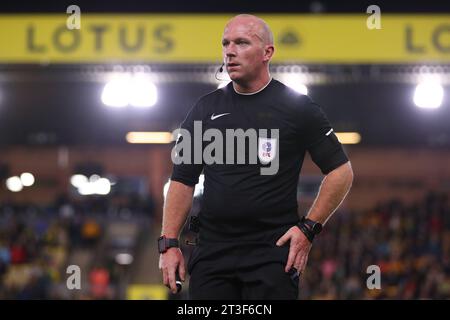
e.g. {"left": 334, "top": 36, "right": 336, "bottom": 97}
{"left": 127, "top": 284, "right": 168, "bottom": 300}
{"left": 0, "top": 14, "right": 448, "bottom": 63}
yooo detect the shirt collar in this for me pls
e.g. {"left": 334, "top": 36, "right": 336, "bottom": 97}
{"left": 233, "top": 77, "right": 273, "bottom": 95}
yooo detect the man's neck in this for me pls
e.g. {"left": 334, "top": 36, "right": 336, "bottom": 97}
{"left": 233, "top": 73, "right": 272, "bottom": 94}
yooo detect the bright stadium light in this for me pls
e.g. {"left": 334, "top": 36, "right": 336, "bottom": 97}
{"left": 126, "top": 132, "right": 173, "bottom": 144}
{"left": 78, "top": 182, "right": 95, "bottom": 196}
{"left": 413, "top": 79, "right": 444, "bottom": 109}
{"left": 73, "top": 174, "right": 111, "bottom": 196}
{"left": 101, "top": 76, "right": 130, "bottom": 107}
{"left": 193, "top": 174, "right": 205, "bottom": 197}
{"left": 217, "top": 81, "right": 231, "bottom": 89}
{"left": 6, "top": 176, "right": 23, "bottom": 192}
{"left": 102, "top": 74, "right": 158, "bottom": 108}
{"left": 94, "top": 178, "right": 111, "bottom": 195}
{"left": 70, "top": 174, "right": 88, "bottom": 188}
{"left": 129, "top": 74, "right": 158, "bottom": 107}
{"left": 335, "top": 132, "right": 361, "bottom": 144}
{"left": 115, "top": 253, "right": 133, "bottom": 265}
{"left": 89, "top": 174, "right": 101, "bottom": 182}
{"left": 283, "top": 75, "right": 308, "bottom": 95}
{"left": 20, "top": 172, "right": 35, "bottom": 187}
{"left": 291, "top": 83, "right": 308, "bottom": 95}
{"left": 163, "top": 174, "right": 204, "bottom": 199}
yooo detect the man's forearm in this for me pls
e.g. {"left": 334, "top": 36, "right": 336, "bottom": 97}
{"left": 307, "top": 161, "right": 353, "bottom": 225}
{"left": 161, "top": 180, "right": 195, "bottom": 238}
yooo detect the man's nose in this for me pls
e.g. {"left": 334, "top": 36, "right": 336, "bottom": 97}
{"left": 224, "top": 43, "right": 237, "bottom": 57}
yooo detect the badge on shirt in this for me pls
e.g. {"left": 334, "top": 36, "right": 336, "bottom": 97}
{"left": 258, "top": 137, "right": 277, "bottom": 164}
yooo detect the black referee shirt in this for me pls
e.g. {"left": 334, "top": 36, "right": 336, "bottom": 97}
{"left": 171, "top": 79, "right": 348, "bottom": 242}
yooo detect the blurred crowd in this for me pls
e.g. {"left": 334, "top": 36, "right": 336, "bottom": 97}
{"left": 0, "top": 194, "right": 154, "bottom": 299}
{"left": 1, "top": 191, "right": 448, "bottom": 299}
{"left": 300, "top": 191, "right": 450, "bottom": 299}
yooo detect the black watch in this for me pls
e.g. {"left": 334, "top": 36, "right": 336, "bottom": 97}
{"left": 297, "top": 216, "right": 323, "bottom": 243}
{"left": 158, "top": 235, "right": 179, "bottom": 253}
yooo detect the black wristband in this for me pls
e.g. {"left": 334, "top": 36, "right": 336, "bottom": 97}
{"left": 297, "top": 216, "right": 323, "bottom": 243}
{"left": 297, "top": 222, "right": 315, "bottom": 243}
{"left": 158, "top": 236, "right": 179, "bottom": 253}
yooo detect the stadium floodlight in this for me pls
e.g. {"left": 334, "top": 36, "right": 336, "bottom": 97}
{"left": 413, "top": 79, "right": 444, "bottom": 109}
{"left": 94, "top": 178, "right": 111, "bottom": 195}
{"left": 78, "top": 182, "right": 95, "bottom": 195}
{"left": 20, "top": 172, "right": 35, "bottom": 187}
{"left": 193, "top": 174, "right": 205, "bottom": 197}
{"left": 70, "top": 174, "right": 88, "bottom": 188}
{"left": 217, "top": 81, "right": 231, "bottom": 89}
{"left": 335, "top": 132, "right": 361, "bottom": 145}
{"left": 73, "top": 174, "right": 111, "bottom": 195}
{"left": 102, "top": 74, "right": 158, "bottom": 108}
{"left": 129, "top": 74, "right": 158, "bottom": 107}
{"left": 126, "top": 131, "right": 173, "bottom": 144}
{"left": 115, "top": 253, "right": 134, "bottom": 265}
{"left": 163, "top": 174, "right": 205, "bottom": 199}
{"left": 101, "top": 75, "right": 130, "bottom": 107}
{"left": 6, "top": 176, "right": 23, "bottom": 192}
{"left": 282, "top": 74, "right": 308, "bottom": 95}
{"left": 89, "top": 174, "right": 101, "bottom": 182}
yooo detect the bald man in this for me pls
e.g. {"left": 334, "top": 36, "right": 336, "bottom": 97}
{"left": 159, "top": 14, "right": 353, "bottom": 299}
{"left": 222, "top": 14, "right": 274, "bottom": 92}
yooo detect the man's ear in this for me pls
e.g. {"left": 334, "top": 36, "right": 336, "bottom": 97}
{"left": 263, "top": 45, "right": 274, "bottom": 62}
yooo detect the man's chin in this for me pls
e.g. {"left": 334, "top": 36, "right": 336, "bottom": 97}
{"left": 228, "top": 72, "right": 242, "bottom": 82}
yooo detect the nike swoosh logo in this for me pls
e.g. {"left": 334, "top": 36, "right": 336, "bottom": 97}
{"left": 211, "top": 113, "right": 231, "bottom": 120}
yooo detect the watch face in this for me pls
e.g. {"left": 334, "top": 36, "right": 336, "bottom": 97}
{"left": 313, "top": 223, "right": 322, "bottom": 234}
{"left": 158, "top": 237, "right": 167, "bottom": 253}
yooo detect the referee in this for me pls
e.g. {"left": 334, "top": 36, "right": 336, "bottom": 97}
{"left": 159, "top": 14, "right": 354, "bottom": 299}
